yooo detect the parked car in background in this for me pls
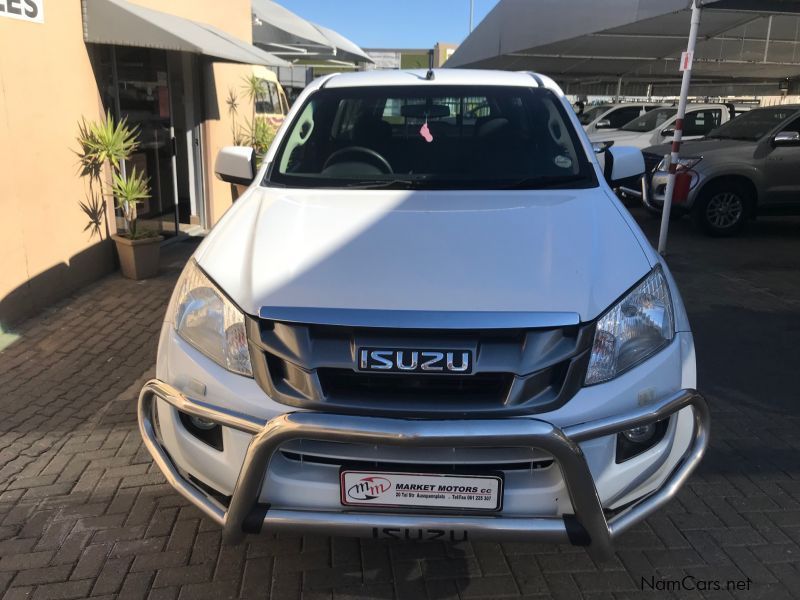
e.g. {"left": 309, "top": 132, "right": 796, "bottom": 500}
{"left": 590, "top": 103, "right": 732, "bottom": 151}
{"left": 580, "top": 103, "right": 664, "bottom": 135}
{"left": 643, "top": 105, "right": 800, "bottom": 236}
{"left": 253, "top": 66, "right": 290, "bottom": 127}
{"left": 137, "top": 69, "right": 708, "bottom": 559}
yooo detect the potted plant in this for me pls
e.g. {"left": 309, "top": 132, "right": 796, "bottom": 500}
{"left": 76, "top": 113, "right": 162, "bottom": 279}
{"left": 109, "top": 166, "right": 163, "bottom": 280}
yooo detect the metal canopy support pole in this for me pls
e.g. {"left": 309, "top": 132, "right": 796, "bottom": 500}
{"left": 657, "top": 0, "right": 702, "bottom": 255}
{"left": 469, "top": 0, "right": 474, "bottom": 32}
{"left": 616, "top": 77, "right": 623, "bottom": 101}
{"left": 110, "top": 46, "right": 127, "bottom": 181}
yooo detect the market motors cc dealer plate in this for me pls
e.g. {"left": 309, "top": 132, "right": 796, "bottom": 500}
{"left": 340, "top": 471, "right": 503, "bottom": 511}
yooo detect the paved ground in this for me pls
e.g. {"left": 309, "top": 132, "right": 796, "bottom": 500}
{"left": 1, "top": 209, "right": 800, "bottom": 600}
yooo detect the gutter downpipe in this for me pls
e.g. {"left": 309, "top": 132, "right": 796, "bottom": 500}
{"left": 658, "top": 0, "right": 702, "bottom": 255}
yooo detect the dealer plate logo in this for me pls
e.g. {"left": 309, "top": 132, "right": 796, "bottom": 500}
{"left": 346, "top": 476, "right": 392, "bottom": 501}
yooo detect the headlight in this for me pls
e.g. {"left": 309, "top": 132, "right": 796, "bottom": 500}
{"left": 171, "top": 260, "right": 253, "bottom": 377}
{"left": 585, "top": 268, "right": 675, "bottom": 385}
{"left": 655, "top": 156, "right": 702, "bottom": 172}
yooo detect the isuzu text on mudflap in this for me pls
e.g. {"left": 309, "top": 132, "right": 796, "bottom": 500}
{"left": 138, "top": 70, "right": 709, "bottom": 559}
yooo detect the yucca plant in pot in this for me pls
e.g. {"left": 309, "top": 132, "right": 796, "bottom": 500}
{"left": 110, "top": 166, "right": 163, "bottom": 280}
{"left": 77, "top": 113, "right": 162, "bottom": 279}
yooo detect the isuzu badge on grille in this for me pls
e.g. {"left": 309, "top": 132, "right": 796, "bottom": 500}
{"left": 358, "top": 348, "right": 472, "bottom": 374}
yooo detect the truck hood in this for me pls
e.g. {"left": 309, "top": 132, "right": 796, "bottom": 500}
{"left": 194, "top": 188, "right": 653, "bottom": 323}
{"left": 589, "top": 129, "right": 649, "bottom": 144}
{"left": 644, "top": 137, "right": 757, "bottom": 156}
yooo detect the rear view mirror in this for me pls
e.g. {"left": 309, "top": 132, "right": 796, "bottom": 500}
{"left": 595, "top": 119, "right": 612, "bottom": 129}
{"left": 603, "top": 146, "right": 645, "bottom": 187}
{"left": 661, "top": 128, "right": 675, "bottom": 138}
{"left": 215, "top": 146, "right": 256, "bottom": 186}
{"left": 400, "top": 104, "right": 450, "bottom": 119}
{"left": 773, "top": 130, "right": 800, "bottom": 146}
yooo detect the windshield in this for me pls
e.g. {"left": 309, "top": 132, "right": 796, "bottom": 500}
{"left": 268, "top": 85, "right": 596, "bottom": 190}
{"left": 707, "top": 107, "right": 798, "bottom": 141}
{"left": 621, "top": 108, "right": 677, "bottom": 132}
{"left": 579, "top": 105, "right": 611, "bottom": 125}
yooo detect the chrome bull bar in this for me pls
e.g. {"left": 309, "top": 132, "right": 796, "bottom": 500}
{"left": 137, "top": 380, "right": 709, "bottom": 560}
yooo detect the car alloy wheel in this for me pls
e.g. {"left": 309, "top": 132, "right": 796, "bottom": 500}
{"left": 705, "top": 192, "right": 743, "bottom": 230}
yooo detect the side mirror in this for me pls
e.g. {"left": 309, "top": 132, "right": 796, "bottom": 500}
{"left": 215, "top": 146, "right": 256, "bottom": 186}
{"left": 603, "top": 146, "right": 645, "bottom": 187}
{"left": 595, "top": 118, "right": 612, "bottom": 129}
{"left": 661, "top": 128, "right": 675, "bottom": 137}
{"left": 773, "top": 130, "right": 800, "bottom": 146}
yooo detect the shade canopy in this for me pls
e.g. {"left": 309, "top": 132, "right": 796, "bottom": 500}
{"left": 251, "top": 0, "right": 372, "bottom": 65}
{"left": 82, "top": 0, "right": 290, "bottom": 67}
{"left": 312, "top": 23, "right": 374, "bottom": 64}
{"left": 447, "top": 0, "right": 800, "bottom": 91}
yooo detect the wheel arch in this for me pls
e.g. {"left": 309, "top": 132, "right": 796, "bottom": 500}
{"left": 694, "top": 174, "right": 759, "bottom": 215}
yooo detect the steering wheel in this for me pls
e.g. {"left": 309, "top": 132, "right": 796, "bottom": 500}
{"left": 322, "top": 146, "right": 393, "bottom": 174}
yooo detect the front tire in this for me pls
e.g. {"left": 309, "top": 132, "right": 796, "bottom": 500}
{"left": 692, "top": 181, "right": 751, "bottom": 237}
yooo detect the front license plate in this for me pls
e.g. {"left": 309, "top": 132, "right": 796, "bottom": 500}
{"left": 340, "top": 471, "right": 502, "bottom": 511}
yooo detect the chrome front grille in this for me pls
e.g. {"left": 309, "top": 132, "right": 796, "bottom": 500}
{"left": 246, "top": 316, "right": 593, "bottom": 416}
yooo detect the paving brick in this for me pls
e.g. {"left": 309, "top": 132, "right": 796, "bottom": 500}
{"left": 70, "top": 544, "right": 111, "bottom": 581}
{"left": 0, "top": 552, "right": 54, "bottom": 573}
{"left": 152, "top": 564, "right": 214, "bottom": 588}
{"left": 92, "top": 556, "right": 134, "bottom": 595}
{"left": 471, "top": 542, "right": 511, "bottom": 575}
{"left": 31, "top": 579, "right": 93, "bottom": 600}
{"left": 117, "top": 571, "right": 153, "bottom": 600}
{"left": 240, "top": 557, "right": 273, "bottom": 599}
{"left": 457, "top": 574, "right": 520, "bottom": 598}
{"left": 176, "top": 581, "right": 238, "bottom": 599}
{"left": 11, "top": 565, "right": 73, "bottom": 587}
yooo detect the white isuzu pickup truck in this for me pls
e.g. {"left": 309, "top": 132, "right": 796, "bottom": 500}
{"left": 138, "top": 69, "right": 708, "bottom": 559}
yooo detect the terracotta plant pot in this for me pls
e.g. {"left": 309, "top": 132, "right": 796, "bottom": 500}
{"left": 112, "top": 233, "right": 164, "bottom": 280}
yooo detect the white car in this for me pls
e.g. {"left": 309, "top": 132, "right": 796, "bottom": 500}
{"left": 138, "top": 69, "right": 708, "bottom": 559}
{"left": 589, "top": 103, "right": 732, "bottom": 151}
{"left": 579, "top": 103, "right": 664, "bottom": 135}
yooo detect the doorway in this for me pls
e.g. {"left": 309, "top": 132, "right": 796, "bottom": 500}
{"left": 92, "top": 46, "right": 207, "bottom": 237}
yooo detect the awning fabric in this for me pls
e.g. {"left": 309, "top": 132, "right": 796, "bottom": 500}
{"left": 82, "top": 0, "right": 290, "bottom": 67}
{"left": 447, "top": 0, "right": 800, "bottom": 86}
{"left": 252, "top": 0, "right": 373, "bottom": 64}
{"left": 311, "top": 23, "right": 374, "bottom": 64}
{"left": 252, "top": 0, "right": 331, "bottom": 48}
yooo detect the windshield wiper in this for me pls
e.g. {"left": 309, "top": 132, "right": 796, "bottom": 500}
{"left": 342, "top": 179, "right": 418, "bottom": 189}
{"left": 498, "top": 175, "right": 590, "bottom": 190}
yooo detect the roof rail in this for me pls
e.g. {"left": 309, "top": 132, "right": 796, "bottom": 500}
{"left": 520, "top": 72, "right": 565, "bottom": 97}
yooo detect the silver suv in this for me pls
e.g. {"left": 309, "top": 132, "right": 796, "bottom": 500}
{"left": 644, "top": 105, "right": 800, "bottom": 236}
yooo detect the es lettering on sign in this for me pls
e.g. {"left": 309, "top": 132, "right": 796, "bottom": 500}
{"left": 0, "top": 0, "right": 43, "bottom": 23}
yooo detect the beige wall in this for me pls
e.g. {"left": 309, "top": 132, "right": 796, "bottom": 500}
{"left": 0, "top": 0, "right": 111, "bottom": 329}
{"left": 0, "top": 0, "right": 254, "bottom": 329}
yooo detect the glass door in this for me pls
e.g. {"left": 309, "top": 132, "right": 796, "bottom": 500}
{"left": 95, "top": 46, "right": 179, "bottom": 237}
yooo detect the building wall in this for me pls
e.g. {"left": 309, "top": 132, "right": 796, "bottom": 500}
{"left": 0, "top": 0, "right": 111, "bottom": 330}
{"left": 0, "top": 0, "right": 253, "bottom": 330}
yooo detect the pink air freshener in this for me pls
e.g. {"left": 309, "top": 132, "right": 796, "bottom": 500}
{"left": 419, "top": 122, "right": 433, "bottom": 143}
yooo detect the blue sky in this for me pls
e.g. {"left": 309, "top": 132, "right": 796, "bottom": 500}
{"left": 281, "top": 0, "right": 499, "bottom": 48}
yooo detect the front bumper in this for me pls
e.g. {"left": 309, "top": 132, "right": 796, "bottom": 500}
{"left": 646, "top": 170, "right": 701, "bottom": 211}
{"left": 138, "top": 380, "right": 708, "bottom": 560}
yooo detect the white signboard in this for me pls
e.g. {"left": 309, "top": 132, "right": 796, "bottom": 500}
{"left": 0, "top": 0, "right": 43, "bottom": 23}
{"left": 366, "top": 51, "right": 402, "bottom": 71}
{"left": 341, "top": 471, "right": 503, "bottom": 510}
